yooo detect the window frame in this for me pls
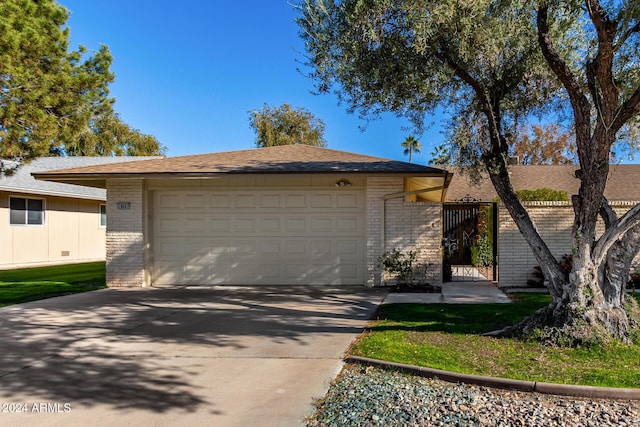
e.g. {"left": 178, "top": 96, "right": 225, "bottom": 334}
{"left": 99, "top": 203, "right": 107, "bottom": 227}
{"left": 9, "top": 196, "right": 46, "bottom": 226}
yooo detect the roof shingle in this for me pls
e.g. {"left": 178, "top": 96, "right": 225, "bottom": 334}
{"left": 34, "top": 145, "right": 447, "bottom": 179}
{"left": 1, "top": 156, "right": 160, "bottom": 199}
{"left": 445, "top": 165, "right": 640, "bottom": 202}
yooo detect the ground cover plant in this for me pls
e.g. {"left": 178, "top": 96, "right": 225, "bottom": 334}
{"left": 350, "top": 293, "right": 640, "bottom": 388}
{"left": 0, "top": 262, "right": 106, "bottom": 307}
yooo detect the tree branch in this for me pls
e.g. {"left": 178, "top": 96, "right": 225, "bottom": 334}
{"left": 614, "top": 21, "right": 640, "bottom": 51}
{"left": 537, "top": 5, "right": 591, "bottom": 160}
{"left": 599, "top": 196, "right": 617, "bottom": 230}
{"left": 593, "top": 202, "right": 640, "bottom": 267}
{"left": 612, "top": 84, "right": 640, "bottom": 133}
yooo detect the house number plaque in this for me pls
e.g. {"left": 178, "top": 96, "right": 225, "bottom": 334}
{"left": 117, "top": 202, "right": 131, "bottom": 210}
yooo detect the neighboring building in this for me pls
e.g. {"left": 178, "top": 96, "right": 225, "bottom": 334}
{"left": 0, "top": 157, "right": 160, "bottom": 269}
{"left": 34, "top": 145, "right": 451, "bottom": 287}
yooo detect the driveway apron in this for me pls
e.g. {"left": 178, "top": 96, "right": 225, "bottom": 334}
{"left": 0, "top": 286, "right": 387, "bottom": 427}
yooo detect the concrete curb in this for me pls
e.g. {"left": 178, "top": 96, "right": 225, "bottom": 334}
{"left": 345, "top": 356, "right": 640, "bottom": 401}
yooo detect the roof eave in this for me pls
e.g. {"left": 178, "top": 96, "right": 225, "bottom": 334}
{"left": 0, "top": 186, "right": 106, "bottom": 201}
{"left": 33, "top": 169, "right": 450, "bottom": 185}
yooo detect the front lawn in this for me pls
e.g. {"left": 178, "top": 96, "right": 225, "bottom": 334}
{"left": 350, "top": 293, "right": 640, "bottom": 388}
{"left": 0, "top": 262, "right": 106, "bottom": 307}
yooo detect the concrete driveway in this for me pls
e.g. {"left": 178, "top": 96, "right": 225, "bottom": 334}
{"left": 0, "top": 286, "right": 387, "bottom": 427}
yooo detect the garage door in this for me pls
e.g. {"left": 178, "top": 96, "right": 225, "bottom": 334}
{"left": 151, "top": 189, "right": 365, "bottom": 285}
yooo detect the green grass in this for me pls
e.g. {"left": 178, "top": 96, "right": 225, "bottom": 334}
{"left": 0, "top": 262, "right": 106, "bottom": 307}
{"left": 351, "top": 293, "right": 640, "bottom": 388}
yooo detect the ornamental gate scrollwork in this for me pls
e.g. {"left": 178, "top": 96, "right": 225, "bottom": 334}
{"left": 442, "top": 195, "right": 497, "bottom": 282}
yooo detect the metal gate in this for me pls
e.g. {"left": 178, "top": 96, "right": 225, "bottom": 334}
{"left": 443, "top": 196, "right": 497, "bottom": 282}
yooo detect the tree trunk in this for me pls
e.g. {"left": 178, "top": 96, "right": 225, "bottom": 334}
{"left": 493, "top": 205, "right": 640, "bottom": 345}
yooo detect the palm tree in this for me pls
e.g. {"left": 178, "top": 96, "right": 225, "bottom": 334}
{"left": 401, "top": 136, "right": 422, "bottom": 163}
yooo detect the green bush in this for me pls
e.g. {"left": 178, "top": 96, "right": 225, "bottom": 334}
{"left": 379, "top": 249, "right": 417, "bottom": 283}
{"left": 471, "top": 234, "right": 493, "bottom": 267}
{"left": 495, "top": 188, "right": 569, "bottom": 202}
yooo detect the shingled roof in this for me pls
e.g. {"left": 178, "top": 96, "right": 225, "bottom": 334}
{"left": 1, "top": 156, "right": 160, "bottom": 200}
{"left": 445, "top": 164, "right": 640, "bottom": 202}
{"left": 34, "top": 145, "right": 449, "bottom": 187}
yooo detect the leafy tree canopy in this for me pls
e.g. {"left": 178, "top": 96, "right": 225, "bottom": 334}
{"left": 61, "top": 112, "right": 167, "bottom": 156}
{"left": 298, "top": 0, "right": 640, "bottom": 345}
{"left": 511, "top": 124, "right": 574, "bottom": 165}
{"left": 0, "top": 0, "right": 164, "bottom": 165}
{"left": 248, "top": 103, "right": 327, "bottom": 148}
{"left": 431, "top": 123, "right": 575, "bottom": 165}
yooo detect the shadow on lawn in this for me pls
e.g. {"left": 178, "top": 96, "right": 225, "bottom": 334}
{"left": 370, "top": 298, "right": 550, "bottom": 335}
{"left": 0, "top": 285, "right": 384, "bottom": 414}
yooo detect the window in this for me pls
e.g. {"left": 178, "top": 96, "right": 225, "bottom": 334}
{"left": 100, "top": 204, "right": 107, "bottom": 227}
{"left": 10, "top": 197, "right": 44, "bottom": 225}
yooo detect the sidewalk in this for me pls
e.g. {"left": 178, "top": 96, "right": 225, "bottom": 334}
{"left": 383, "top": 280, "right": 512, "bottom": 304}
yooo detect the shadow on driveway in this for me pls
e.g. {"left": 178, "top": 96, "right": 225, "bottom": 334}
{"left": 0, "top": 286, "right": 386, "bottom": 426}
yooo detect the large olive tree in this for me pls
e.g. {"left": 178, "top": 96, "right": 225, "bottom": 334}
{"left": 297, "top": 0, "right": 640, "bottom": 345}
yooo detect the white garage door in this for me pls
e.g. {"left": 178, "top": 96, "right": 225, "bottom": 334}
{"left": 151, "top": 189, "right": 365, "bottom": 285}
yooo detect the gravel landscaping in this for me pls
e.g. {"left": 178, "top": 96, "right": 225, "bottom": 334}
{"left": 306, "top": 365, "right": 640, "bottom": 427}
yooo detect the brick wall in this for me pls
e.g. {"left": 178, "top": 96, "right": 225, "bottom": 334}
{"left": 498, "top": 201, "right": 640, "bottom": 287}
{"left": 105, "top": 179, "right": 146, "bottom": 287}
{"left": 366, "top": 177, "right": 442, "bottom": 286}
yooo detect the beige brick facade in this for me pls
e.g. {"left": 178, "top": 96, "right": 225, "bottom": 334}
{"left": 366, "top": 177, "right": 442, "bottom": 287}
{"left": 104, "top": 177, "right": 638, "bottom": 289}
{"left": 104, "top": 176, "right": 444, "bottom": 288}
{"left": 106, "top": 179, "right": 146, "bottom": 287}
{"left": 498, "top": 201, "right": 640, "bottom": 287}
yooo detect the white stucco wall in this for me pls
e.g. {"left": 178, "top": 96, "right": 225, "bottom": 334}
{"left": 0, "top": 191, "right": 106, "bottom": 268}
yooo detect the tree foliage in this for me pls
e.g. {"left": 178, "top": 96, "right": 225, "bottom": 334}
{"left": 427, "top": 144, "right": 451, "bottom": 165}
{"left": 248, "top": 103, "right": 327, "bottom": 148}
{"left": 494, "top": 188, "right": 570, "bottom": 202}
{"left": 431, "top": 123, "right": 575, "bottom": 165}
{"left": 0, "top": 0, "right": 163, "bottom": 164}
{"left": 298, "top": 0, "right": 640, "bottom": 345}
{"left": 62, "top": 112, "right": 166, "bottom": 156}
{"left": 512, "top": 124, "right": 574, "bottom": 165}
{"left": 401, "top": 135, "right": 421, "bottom": 162}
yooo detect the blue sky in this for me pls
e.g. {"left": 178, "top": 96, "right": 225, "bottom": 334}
{"left": 59, "top": 0, "right": 445, "bottom": 163}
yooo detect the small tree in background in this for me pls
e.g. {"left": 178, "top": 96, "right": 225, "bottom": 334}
{"left": 427, "top": 144, "right": 451, "bottom": 166}
{"left": 401, "top": 135, "right": 421, "bottom": 163}
{"left": 512, "top": 124, "right": 575, "bottom": 165}
{"left": 248, "top": 103, "right": 327, "bottom": 148}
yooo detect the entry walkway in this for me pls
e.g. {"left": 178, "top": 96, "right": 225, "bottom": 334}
{"left": 383, "top": 280, "right": 512, "bottom": 304}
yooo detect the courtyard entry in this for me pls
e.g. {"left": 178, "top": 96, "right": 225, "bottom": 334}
{"left": 443, "top": 197, "right": 497, "bottom": 282}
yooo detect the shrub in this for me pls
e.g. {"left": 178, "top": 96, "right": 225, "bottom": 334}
{"left": 471, "top": 234, "right": 493, "bottom": 267}
{"left": 528, "top": 254, "right": 573, "bottom": 287}
{"left": 495, "top": 188, "right": 569, "bottom": 202}
{"left": 379, "top": 249, "right": 418, "bottom": 284}
{"left": 516, "top": 188, "right": 569, "bottom": 201}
